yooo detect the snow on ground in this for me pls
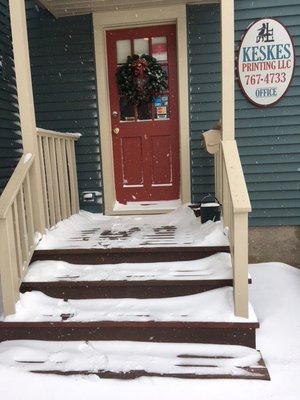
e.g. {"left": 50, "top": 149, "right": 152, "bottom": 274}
{"left": 0, "top": 262, "right": 300, "bottom": 399}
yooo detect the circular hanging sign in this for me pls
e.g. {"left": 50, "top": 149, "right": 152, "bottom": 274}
{"left": 237, "top": 18, "right": 295, "bottom": 107}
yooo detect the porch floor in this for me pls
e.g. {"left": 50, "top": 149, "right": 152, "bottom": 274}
{"left": 36, "top": 204, "right": 229, "bottom": 250}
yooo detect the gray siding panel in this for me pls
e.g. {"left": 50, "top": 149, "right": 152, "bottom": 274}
{"left": 187, "top": 4, "right": 221, "bottom": 203}
{"left": 26, "top": 1, "right": 102, "bottom": 212}
{"left": 235, "top": 0, "right": 300, "bottom": 226}
{"left": 0, "top": 0, "right": 22, "bottom": 194}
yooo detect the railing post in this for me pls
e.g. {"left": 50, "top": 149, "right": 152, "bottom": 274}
{"left": 0, "top": 210, "right": 19, "bottom": 315}
{"left": 67, "top": 140, "right": 80, "bottom": 214}
{"left": 9, "top": 0, "right": 46, "bottom": 234}
{"left": 233, "top": 212, "right": 249, "bottom": 318}
{"left": 214, "top": 148, "right": 222, "bottom": 205}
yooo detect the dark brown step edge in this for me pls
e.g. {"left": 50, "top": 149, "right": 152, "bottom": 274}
{"left": 31, "top": 362, "right": 270, "bottom": 380}
{"left": 34, "top": 369, "right": 270, "bottom": 381}
{"left": 31, "top": 246, "right": 230, "bottom": 265}
{"left": 20, "top": 278, "right": 252, "bottom": 299}
{"left": 0, "top": 320, "right": 259, "bottom": 348}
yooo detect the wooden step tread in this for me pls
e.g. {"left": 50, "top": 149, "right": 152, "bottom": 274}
{"left": 0, "top": 319, "right": 258, "bottom": 347}
{"left": 4, "top": 288, "right": 257, "bottom": 324}
{"left": 31, "top": 246, "right": 230, "bottom": 265}
{"left": 20, "top": 279, "right": 239, "bottom": 299}
{"left": 25, "top": 253, "right": 233, "bottom": 282}
{"left": 0, "top": 340, "right": 270, "bottom": 380}
{"left": 0, "top": 288, "right": 258, "bottom": 347}
{"left": 22, "top": 253, "right": 247, "bottom": 299}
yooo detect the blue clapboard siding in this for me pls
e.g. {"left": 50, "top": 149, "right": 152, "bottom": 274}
{"left": 187, "top": 4, "right": 221, "bottom": 204}
{"left": 188, "top": 2, "right": 300, "bottom": 226}
{"left": 26, "top": 1, "right": 102, "bottom": 213}
{"left": 0, "top": 0, "right": 22, "bottom": 195}
{"left": 235, "top": 0, "right": 300, "bottom": 226}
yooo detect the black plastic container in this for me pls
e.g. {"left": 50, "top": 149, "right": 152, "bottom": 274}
{"left": 200, "top": 194, "right": 221, "bottom": 223}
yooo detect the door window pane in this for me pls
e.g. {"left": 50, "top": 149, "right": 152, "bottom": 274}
{"left": 162, "top": 65, "right": 169, "bottom": 88}
{"left": 134, "top": 38, "right": 149, "bottom": 56}
{"left": 117, "top": 40, "right": 131, "bottom": 64}
{"left": 120, "top": 97, "right": 135, "bottom": 121}
{"left": 137, "top": 103, "right": 152, "bottom": 120}
{"left": 152, "top": 36, "right": 167, "bottom": 61}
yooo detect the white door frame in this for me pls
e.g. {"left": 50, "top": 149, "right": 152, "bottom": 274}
{"left": 93, "top": 5, "right": 191, "bottom": 215}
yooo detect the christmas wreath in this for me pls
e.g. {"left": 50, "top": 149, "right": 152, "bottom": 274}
{"left": 116, "top": 54, "right": 168, "bottom": 105}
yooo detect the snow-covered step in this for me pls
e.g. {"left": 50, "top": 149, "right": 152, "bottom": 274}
{"left": 24, "top": 253, "right": 233, "bottom": 282}
{"left": 0, "top": 340, "right": 270, "bottom": 380}
{"left": 5, "top": 288, "right": 257, "bottom": 324}
{"left": 21, "top": 253, "right": 245, "bottom": 299}
{"left": 0, "top": 288, "right": 259, "bottom": 347}
{"left": 31, "top": 245, "right": 230, "bottom": 267}
{"left": 35, "top": 205, "right": 229, "bottom": 250}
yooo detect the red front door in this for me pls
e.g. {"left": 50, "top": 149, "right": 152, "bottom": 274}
{"left": 106, "top": 25, "right": 180, "bottom": 204}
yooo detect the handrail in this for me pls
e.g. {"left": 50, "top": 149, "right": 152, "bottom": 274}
{"left": 216, "top": 138, "right": 251, "bottom": 318}
{"left": 0, "top": 154, "right": 34, "bottom": 218}
{"left": 0, "top": 129, "right": 80, "bottom": 316}
{"left": 0, "top": 154, "right": 37, "bottom": 315}
{"left": 36, "top": 127, "right": 81, "bottom": 140}
{"left": 221, "top": 141, "right": 251, "bottom": 212}
{"left": 204, "top": 129, "right": 251, "bottom": 317}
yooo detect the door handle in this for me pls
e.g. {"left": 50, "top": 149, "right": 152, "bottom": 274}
{"left": 113, "top": 127, "right": 120, "bottom": 135}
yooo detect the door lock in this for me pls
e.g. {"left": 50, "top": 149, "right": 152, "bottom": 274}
{"left": 113, "top": 127, "right": 120, "bottom": 135}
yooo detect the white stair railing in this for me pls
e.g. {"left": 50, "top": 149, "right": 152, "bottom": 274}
{"left": 203, "top": 130, "right": 251, "bottom": 318}
{"left": 217, "top": 140, "right": 251, "bottom": 318}
{"left": 0, "top": 129, "right": 80, "bottom": 316}
{"left": 0, "top": 154, "right": 37, "bottom": 315}
{"left": 37, "top": 128, "right": 81, "bottom": 227}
